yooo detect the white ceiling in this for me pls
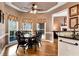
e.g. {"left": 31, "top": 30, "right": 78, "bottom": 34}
{"left": 5, "top": 2, "right": 67, "bottom": 13}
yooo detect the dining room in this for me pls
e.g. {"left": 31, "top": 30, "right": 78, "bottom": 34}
{"left": 0, "top": 2, "right": 78, "bottom": 56}
{"left": 0, "top": 2, "right": 58, "bottom": 56}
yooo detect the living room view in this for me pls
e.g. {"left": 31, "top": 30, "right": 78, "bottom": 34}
{"left": 0, "top": 2, "right": 79, "bottom": 56}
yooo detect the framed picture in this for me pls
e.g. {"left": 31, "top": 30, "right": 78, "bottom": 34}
{"left": 0, "top": 10, "right": 4, "bottom": 24}
{"left": 69, "top": 4, "right": 79, "bottom": 17}
{"left": 69, "top": 17, "right": 78, "bottom": 29}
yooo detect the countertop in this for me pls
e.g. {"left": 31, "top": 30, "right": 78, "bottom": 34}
{"left": 57, "top": 31, "right": 79, "bottom": 41}
{"left": 58, "top": 36, "right": 79, "bottom": 40}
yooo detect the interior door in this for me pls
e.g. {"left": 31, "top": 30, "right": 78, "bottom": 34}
{"left": 8, "top": 20, "right": 18, "bottom": 45}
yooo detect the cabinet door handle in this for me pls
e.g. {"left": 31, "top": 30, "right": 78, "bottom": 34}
{"left": 59, "top": 40, "right": 78, "bottom": 46}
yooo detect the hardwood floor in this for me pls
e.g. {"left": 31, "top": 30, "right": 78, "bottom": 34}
{"left": 3, "top": 41, "right": 58, "bottom": 56}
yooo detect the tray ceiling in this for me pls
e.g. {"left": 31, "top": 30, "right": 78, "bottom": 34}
{"left": 5, "top": 2, "right": 67, "bottom": 13}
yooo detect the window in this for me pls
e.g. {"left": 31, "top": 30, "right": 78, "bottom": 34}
{"left": 23, "top": 23, "right": 32, "bottom": 30}
{"left": 36, "top": 23, "right": 44, "bottom": 34}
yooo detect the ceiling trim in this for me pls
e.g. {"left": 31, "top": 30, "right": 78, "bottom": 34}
{"left": 5, "top": 2, "right": 67, "bottom": 13}
{"left": 5, "top": 2, "right": 29, "bottom": 12}
{"left": 38, "top": 2, "right": 67, "bottom": 13}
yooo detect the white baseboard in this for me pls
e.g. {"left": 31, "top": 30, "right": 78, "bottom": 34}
{"left": 42, "top": 40, "right": 54, "bottom": 43}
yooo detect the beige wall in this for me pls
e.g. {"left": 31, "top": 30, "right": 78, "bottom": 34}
{"left": 2, "top": 3, "right": 52, "bottom": 33}
{"left": 0, "top": 2, "right": 79, "bottom": 34}
{"left": 0, "top": 3, "right": 5, "bottom": 34}
{"left": 0, "top": 3, "right": 21, "bottom": 33}
{"left": 0, "top": 3, "right": 7, "bottom": 52}
{"left": 4, "top": 4, "right": 21, "bottom": 33}
{"left": 0, "top": 2, "right": 78, "bottom": 49}
{"left": 0, "top": 2, "right": 52, "bottom": 47}
{"left": 53, "top": 17, "right": 61, "bottom": 31}
{"left": 0, "top": 3, "right": 21, "bottom": 51}
{"left": 18, "top": 13, "right": 52, "bottom": 32}
{"left": 48, "top": 2, "right": 79, "bottom": 14}
{"left": 53, "top": 16, "right": 67, "bottom": 31}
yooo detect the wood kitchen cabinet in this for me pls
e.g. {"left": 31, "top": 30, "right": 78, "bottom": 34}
{"left": 58, "top": 37, "right": 79, "bottom": 56}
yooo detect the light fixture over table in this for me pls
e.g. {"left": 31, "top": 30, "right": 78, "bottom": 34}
{"left": 30, "top": 4, "right": 38, "bottom": 14}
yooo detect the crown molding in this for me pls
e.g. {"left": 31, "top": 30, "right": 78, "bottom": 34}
{"left": 5, "top": 2, "right": 67, "bottom": 13}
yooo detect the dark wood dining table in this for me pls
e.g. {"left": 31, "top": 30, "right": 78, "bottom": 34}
{"left": 24, "top": 34, "right": 38, "bottom": 51}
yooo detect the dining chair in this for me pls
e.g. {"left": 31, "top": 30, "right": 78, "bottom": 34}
{"left": 32, "top": 36, "right": 39, "bottom": 51}
{"left": 15, "top": 31, "right": 27, "bottom": 53}
{"left": 36, "top": 31, "right": 42, "bottom": 47}
{"left": 32, "top": 31, "right": 42, "bottom": 51}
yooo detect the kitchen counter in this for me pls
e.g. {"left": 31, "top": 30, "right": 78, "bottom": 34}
{"left": 57, "top": 31, "right": 79, "bottom": 41}
{"left": 58, "top": 32, "right": 79, "bottom": 56}
{"left": 58, "top": 36, "right": 79, "bottom": 41}
{"left": 58, "top": 36, "right": 79, "bottom": 56}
